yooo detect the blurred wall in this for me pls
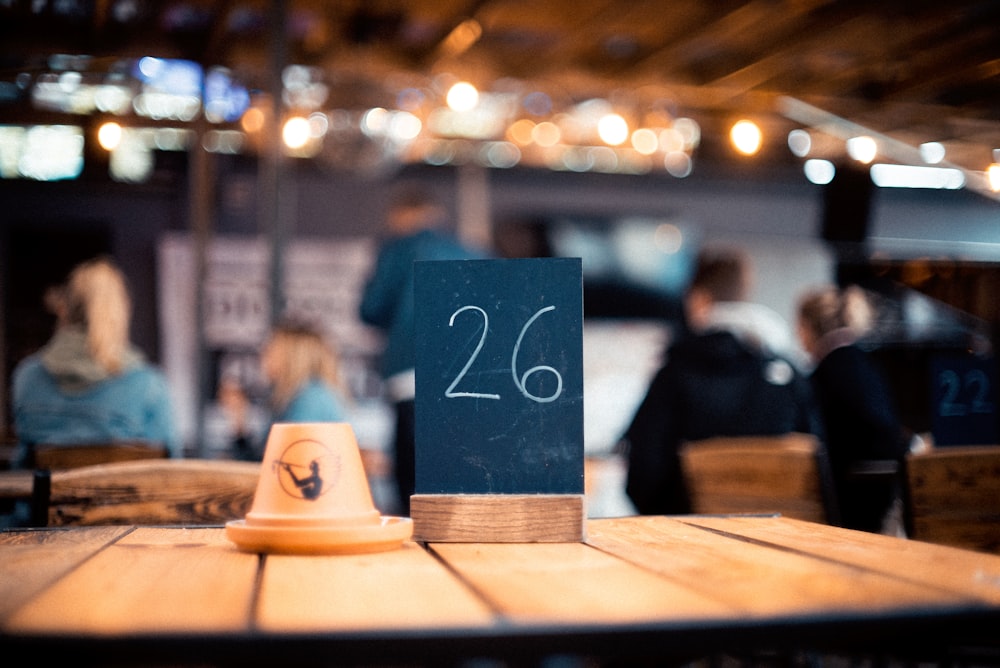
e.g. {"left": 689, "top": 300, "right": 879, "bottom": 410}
{"left": 4, "top": 160, "right": 1000, "bottom": 357}
{"left": 2, "top": 158, "right": 999, "bottom": 437}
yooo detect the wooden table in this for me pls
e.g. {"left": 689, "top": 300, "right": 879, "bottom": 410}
{"left": 2, "top": 515, "right": 999, "bottom": 666}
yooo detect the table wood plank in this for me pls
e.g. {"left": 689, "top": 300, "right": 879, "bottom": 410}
{"left": 0, "top": 527, "right": 130, "bottom": 624}
{"left": 584, "top": 516, "right": 972, "bottom": 616}
{"left": 680, "top": 515, "right": 1000, "bottom": 604}
{"left": 429, "top": 540, "right": 735, "bottom": 625}
{"left": 256, "top": 541, "right": 496, "bottom": 632}
{"left": 5, "top": 527, "right": 259, "bottom": 635}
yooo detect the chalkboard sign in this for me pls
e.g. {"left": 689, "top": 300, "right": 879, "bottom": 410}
{"left": 413, "top": 258, "right": 584, "bottom": 496}
{"left": 930, "top": 352, "right": 998, "bottom": 446}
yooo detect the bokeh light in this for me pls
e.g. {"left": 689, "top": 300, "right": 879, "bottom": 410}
{"left": 664, "top": 151, "right": 692, "bottom": 178}
{"left": 847, "top": 135, "right": 877, "bottom": 164}
{"left": 282, "top": 116, "right": 311, "bottom": 149}
{"left": 787, "top": 129, "right": 811, "bottom": 157}
{"left": 630, "top": 128, "right": 658, "bottom": 155}
{"left": 18, "top": 125, "right": 85, "bottom": 180}
{"left": 730, "top": 120, "right": 762, "bottom": 155}
{"left": 388, "top": 111, "right": 422, "bottom": 141}
{"left": 988, "top": 163, "right": 1000, "bottom": 192}
{"left": 522, "top": 91, "right": 552, "bottom": 116}
{"left": 446, "top": 81, "right": 479, "bottom": 112}
{"left": 870, "top": 164, "right": 964, "bottom": 190}
{"left": 97, "top": 121, "right": 123, "bottom": 150}
{"left": 804, "top": 158, "right": 835, "bottom": 184}
{"left": 597, "top": 113, "right": 628, "bottom": 146}
{"left": 240, "top": 107, "right": 265, "bottom": 134}
{"left": 361, "top": 107, "right": 388, "bottom": 136}
{"left": 673, "top": 117, "right": 701, "bottom": 149}
{"left": 919, "top": 141, "right": 946, "bottom": 164}
{"left": 507, "top": 118, "right": 535, "bottom": 145}
{"left": 532, "top": 121, "right": 561, "bottom": 147}
{"left": 654, "top": 223, "right": 684, "bottom": 254}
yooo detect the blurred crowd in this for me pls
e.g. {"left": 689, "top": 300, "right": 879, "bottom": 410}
{"left": 5, "top": 185, "right": 922, "bottom": 536}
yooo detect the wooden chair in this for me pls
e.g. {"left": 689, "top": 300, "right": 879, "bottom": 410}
{"left": 679, "top": 433, "right": 839, "bottom": 524}
{"left": 31, "top": 441, "right": 169, "bottom": 470}
{"left": 30, "top": 459, "right": 260, "bottom": 527}
{"left": 904, "top": 446, "right": 1000, "bottom": 554}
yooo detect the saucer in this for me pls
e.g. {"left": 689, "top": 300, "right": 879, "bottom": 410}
{"left": 225, "top": 516, "right": 413, "bottom": 555}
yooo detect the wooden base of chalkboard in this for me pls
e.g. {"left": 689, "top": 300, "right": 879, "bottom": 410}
{"left": 410, "top": 494, "right": 586, "bottom": 542}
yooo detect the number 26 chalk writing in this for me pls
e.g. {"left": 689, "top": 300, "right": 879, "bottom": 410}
{"left": 445, "top": 305, "right": 563, "bottom": 404}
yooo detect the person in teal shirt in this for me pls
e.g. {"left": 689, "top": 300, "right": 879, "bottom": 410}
{"left": 12, "top": 257, "right": 180, "bottom": 465}
{"left": 226, "top": 319, "right": 350, "bottom": 460}
{"left": 359, "top": 184, "right": 488, "bottom": 513}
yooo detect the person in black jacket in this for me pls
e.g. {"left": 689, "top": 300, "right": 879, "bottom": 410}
{"left": 796, "top": 284, "right": 909, "bottom": 533}
{"left": 622, "top": 248, "right": 823, "bottom": 515}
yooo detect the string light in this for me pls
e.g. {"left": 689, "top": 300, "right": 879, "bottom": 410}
{"left": 446, "top": 82, "right": 479, "bottom": 112}
{"left": 988, "top": 163, "right": 1000, "bottom": 192}
{"left": 787, "top": 129, "right": 811, "bottom": 157}
{"left": 97, "top": 121, "right": 122, "bottom": 150}
{"left": 730, "top": 120, "right": 762, "bottom": 156}
{"left": 847, "top": 135, "right": 877, "bottom": 164}
{"left": 597, "top": 113, "right": 628, "bottom": 146}
{"left": 282, "top": 116, "right": 310, "bottom": 149}
{"left": 919, "top": 141, "right": 946, "bottom": 164}
{"left": 630, "top": 128, "right": 658, "bottom": 155}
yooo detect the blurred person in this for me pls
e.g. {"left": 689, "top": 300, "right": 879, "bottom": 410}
{"left": 11, "top": 257, "right": 179, "bottom": 465}
{"left": 226, "top": 319, "right": 351, "bottom": 461}
{"left": 212, "top": 374, "right": 267, "bottom": 461}
{"left": 359, "top": 183, "right": 489, "bottom": 514}
{"left": 796, "top": 284, "right": 909, "bottom": 534}
{"left": 622, "top": 247, "right": 822, "bottom": 515}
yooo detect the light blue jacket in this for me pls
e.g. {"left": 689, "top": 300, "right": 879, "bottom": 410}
{"left": 12, "top": 328, "right": 180, "bottom": 462}
{"left": 274, "top": 379, "right": 348, "bottom": 424}
{"left": 236, "top": 380, "right": 350, "bottom": 461}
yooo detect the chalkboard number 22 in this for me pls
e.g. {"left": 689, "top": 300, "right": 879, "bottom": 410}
{"left": 445, "top": 305, "right": 564, "bottom": 404}
{"left": 938, "top": 368, "right": 993, "bottom": 417}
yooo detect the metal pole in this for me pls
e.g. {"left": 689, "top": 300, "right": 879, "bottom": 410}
{"left": 262, "top": 0, "right": 289, "bottom": 326}
{"left": 456, "top": 163, "right": 492, "bottom": 251}
{"left": 190, "top": 121, "right": 215, "bottom": 459}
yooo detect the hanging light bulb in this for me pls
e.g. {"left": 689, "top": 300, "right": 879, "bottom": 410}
{"left": 730, "top": 120, "right": 762, "bottom": 156}
{"left": 987, "top": 162, "right": 1000, "bottom": 192}
{"left": 97, "top": 121, "right": 123, "bottom": 151}
{"left": 597, "top": 113, "right": 629, "bottom": 146}
{"left": 847, "top": 135, "right": 877, "bottom": 164}
{"left": 282, "top": 116, "right": 310, "bottom": 150}
{"left": 446, "top": 82, "right": 479, "bottom": 112}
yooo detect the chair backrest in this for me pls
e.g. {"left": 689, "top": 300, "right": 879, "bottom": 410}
{"left": 31, "top": 459, "right": 260, "bottom": 527}
{"left": 32, "top": 441, "right": 169, "bottom": 470}
{"left": 904, "top": 446, "right": 1000, "bottom": 554}
{"left": 679, "top": 433, "right": 838, "bottom": 524}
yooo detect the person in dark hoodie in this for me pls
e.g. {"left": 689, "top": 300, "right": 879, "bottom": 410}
{"left": 621, "top": 247, "right": 822, "bottom": 515}
{"left": 11, "top": 257, "right": 179, "bottom": 466}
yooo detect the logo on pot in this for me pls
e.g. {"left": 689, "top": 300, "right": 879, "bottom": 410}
{"left": 271, "top": 438, "right": 341, "bottom": 501}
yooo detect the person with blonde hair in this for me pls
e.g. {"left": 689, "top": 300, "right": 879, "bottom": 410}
{"left": 261, "top": 319, "right": 349, "bottom": 423}
{"left": 12, "top": 257, "right": 179, "bottom": 464}
{"left": 796, "top": 284, "right": 909, "bottom": 534}
{"left": 227, "top": 319, "right": 350, "bottom": 460}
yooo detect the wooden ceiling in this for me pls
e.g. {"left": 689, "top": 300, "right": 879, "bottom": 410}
{"left": 2, "top": 0, "right": 999, "bottom": 184}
